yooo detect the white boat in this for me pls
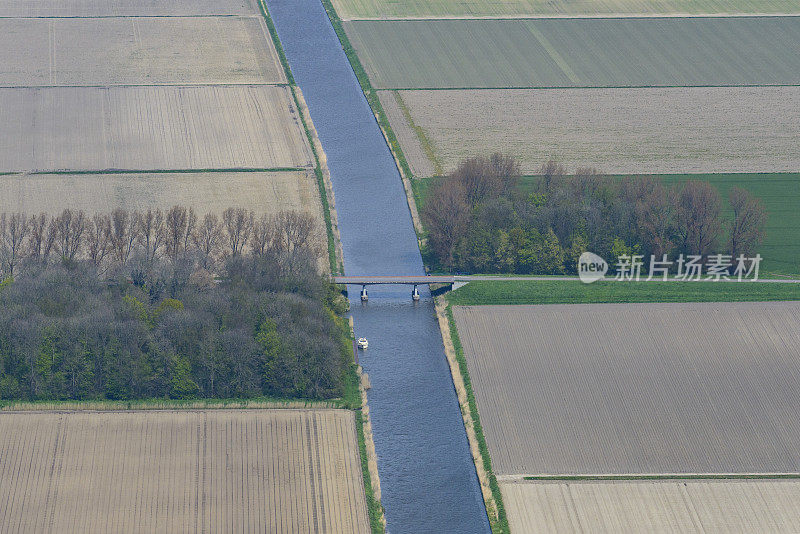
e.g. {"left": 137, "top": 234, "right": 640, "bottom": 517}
{"left": 357, "top": 337, "right": 369, "bottom": 350}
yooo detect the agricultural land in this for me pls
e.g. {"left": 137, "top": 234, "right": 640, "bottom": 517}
{"left": 0, "top": 16, "right": 285, "bottom": 86}
{"left": 446, "top": 279, "right": 800, "bottom": 306}
{"left": 344, "top": 17, "right": 800, "bottom": 89}
{"left": 0, "top": 171, "right": 323, "bottom": 221}
{"left": 0, "top": 0, "right": 260, "bottom": 17}
{"left": 0, "top": 86, "right": 312, "bottom": 173}
{"left": 442, "top": 296, "right": 800, "bottom": 532}
{"left": 0, "top": 409, "right": 371, "bottom": 533}
{"left": 452, "top": 301, "right": 800, "bottom": 475}
{"left": 382, "top": 88, "right": 800, "bottom": 177}
{"left": 332, "top": 0, "right": 800, "bottom": 19}
{"left": 502, "top": 480, "right": 800, "bottom": 533}
{"left": 0, "top": 0, "right": 331, "bottom": 257}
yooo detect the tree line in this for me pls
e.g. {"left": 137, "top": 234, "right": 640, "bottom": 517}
{"left": 422, "top": 155, "right": 767, "bottom": 274}
{"left": 0, "top": 207, "right": 350, "bottom": 402}
{"left": 0, "top": 206, "right": 322, "bottom": 278}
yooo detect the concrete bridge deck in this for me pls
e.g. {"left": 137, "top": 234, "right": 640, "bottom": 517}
{"left": 332, "top": 275, "right": 455, "bottom": 285}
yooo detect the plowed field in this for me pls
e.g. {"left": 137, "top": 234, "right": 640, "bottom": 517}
{"left": 0, "top": 410, "right": 370, "bottom": 533}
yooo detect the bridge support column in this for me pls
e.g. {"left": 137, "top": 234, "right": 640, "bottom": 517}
{"left": 360, "top": 285, "right": 368, "bottom": 302}
{"left": 412, "top": 285, "right": 420, "bottom": 301}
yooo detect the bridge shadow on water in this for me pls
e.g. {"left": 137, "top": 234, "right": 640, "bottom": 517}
{"left": 265, "top": 0, "right": 490, "bottom": 532}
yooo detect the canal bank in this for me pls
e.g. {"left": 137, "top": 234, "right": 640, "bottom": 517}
{"left": 263, "top": 0, "right": 490, "bottom": 532}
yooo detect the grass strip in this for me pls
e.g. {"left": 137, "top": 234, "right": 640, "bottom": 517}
{"left": 447, "top": 279, "right": 800, "bottom": 306}
{"left": 371, "top": 83, "right": 800, "bottom": 91}
{"left": 522, "top": 473, "right": 800, "bottom": 481}
{"left": 355, "top": 410, "right": 386, "bottom": 533}
{"left": 0, "top": 397, "right": 343, "bottom": 411}
{"left": 30, "top": 167, "right": 308, "bottom": 175}
{"left": 259, "top": 0, "right": 340, "bottom": 274}
{"left": 320, "top": 0, "right": 413, "bottom": 180}
{"left": 445, "top": 304, "right": 509, "bottom": 533}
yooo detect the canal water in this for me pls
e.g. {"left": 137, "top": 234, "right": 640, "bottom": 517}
{"left": 265, "top": 1, "right": 490, "bottom": 532}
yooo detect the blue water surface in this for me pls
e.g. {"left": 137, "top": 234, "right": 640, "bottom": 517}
{"left": 264, "top": 1, "right": 490, "bottom": 532}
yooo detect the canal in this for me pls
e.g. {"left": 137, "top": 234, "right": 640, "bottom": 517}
{"left": 264, "top": 1, "right": 490, "bottom": 532}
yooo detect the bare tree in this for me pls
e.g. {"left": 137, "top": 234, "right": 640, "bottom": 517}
{"left": 165, "top": 206, "right": 188, "bottom": 260}
{"left": 273, "top": 211, "right": 319, "bottom": 256}
{"left": 86, "top": 214, "right": 111, "bottom": 267}
{"left": 193, "top": 213, "right": 222, "bottom": 268}
{"left": 635, "top": 180, "right": 678, "bottom": 258}
{"left": 250, "top": 214, "right": 274, "bottom": 257}
{"left": 55, "top": 209, "right": 86, "bottom": 261}
{"left": 572, "top": 167, "right": 605, "bottom": 199}
{"left": 678, "top": 181, "right": 722, "bottom": 257}
{"left": 453, "top": 153, "right": 519, "bottom": 206}
{"left": 138, "top": 208, "right": 166, "bottom": 264}
{"left": 223, "top": 207, "right": 254, "bottom": 257}
{"left": 43, "top": 217, "right": 59, "bottom": 264}
{"left": 28, "top": 213, "right": 49, "bottom": 264}
{"left": 421, "top": 178, "right": 470, "bottom": 269}
{"left": 184, "top": 208, "right": 197, "bottom": 256}
{"left": 0, "top": 213, "right": 30, "bottom": 276}
{"left": 541, "top": 159, "right": 566, "bottom": 193}
{"left": 729, "top": 187, "right": 767, "bottom": 259}
{"left": 109, "top": 209, "right": 140, "bottom": 265}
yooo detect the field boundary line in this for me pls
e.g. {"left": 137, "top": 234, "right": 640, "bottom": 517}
{"left": 341, "top": 13, "right": 800, "bottom": 21}
{"left": 508, "top": 473, "right": 800, "bottom": 481}
{"left": 435, "top": 298, "right": 509, "bottom": 533}
{"left": 0, "top": 83, "right": 290, "bottom": 89}
{"left": 0, "top": 14, "right": 267, "bottom": 20}
{"left": 24, "top": 167, "right": 309, "bottom": 175}
{"left": 446, "top": 281, "right": 800, "bottom": 308}
{"left": 378, "top": 83, "right": 800, "bottom": 91}
{"left": 0, "top": 400, "right": 347, "bottom": 412}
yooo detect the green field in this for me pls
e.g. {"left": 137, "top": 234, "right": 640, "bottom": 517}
{"left": 447, "top": 279, "right": 800, "bottom": 306}
{"left": 344, "top": 17, "right": 800, "bottom": 88}
{"left": 660, "top": 174, "right": 799, "bottom": 275}
{"left": 333, "top": 0, "right": 799, "bottom": 19}
{"left": 415, "top": 173, "right": 800, "bottom": 276}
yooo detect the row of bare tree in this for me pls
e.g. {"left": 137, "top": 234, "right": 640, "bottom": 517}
{"left": 0, "top": 207, "right": 321, "bottom": 277}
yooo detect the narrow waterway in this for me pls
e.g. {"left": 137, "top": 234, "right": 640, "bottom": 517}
{"left": 265, "top": 1, "right": 490, "bottom": 532}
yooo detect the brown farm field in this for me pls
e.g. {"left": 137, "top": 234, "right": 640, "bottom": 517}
{"left": 381, "top": 86, "right": 800, "bottom": 176}
{"left": 0, "top": 171, "right": 324, "bottom": 220}
{"left": 501, "top": 480, "right": 800, "bottom": 533}
{"left": 0, "top": 0, "right": 259, "bottom": 17}
{"left": 0, "top": 16, "right": 284, "bottom": 86}
{"left": 0, "top": 410, "right": 370, "bottom": 534}
{"left": 453, "top": 302, "right": 800, "bottom": 475}
{"left": 0, "top": 85, "right": 313, "bottom": 172}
